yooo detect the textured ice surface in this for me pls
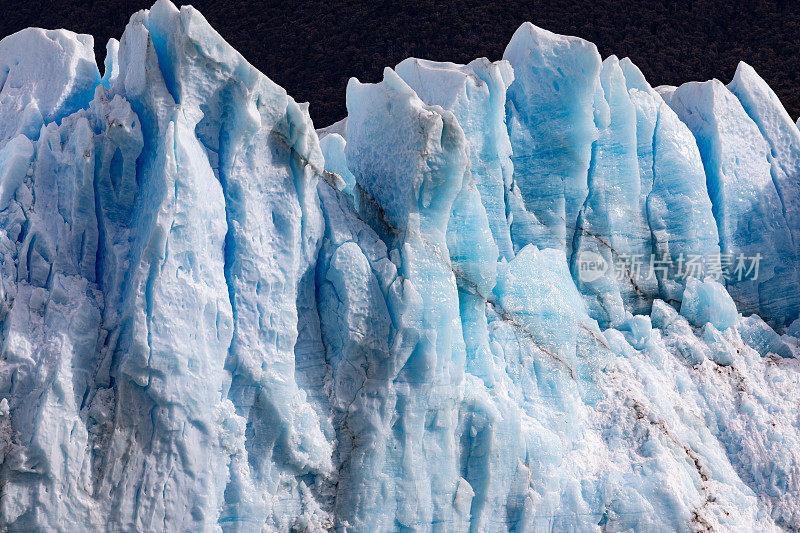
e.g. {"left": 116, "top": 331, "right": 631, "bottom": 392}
{"left": 503, "top": 23, "right": 599, "bottom": 257}
{"left": 668, "top": 78, "right": 799, "bottom": 327}
{"left": 619, "top": 59, "right": 720, "bottom": 308}
{"left": 1, "top": 2, "right": 800, "bottom": 531}
{"left": 319, "top": 133, "right": 355, "bottom": 200}
{"left": 0, "top": 28, "right": 100, "bottom": 149}
{"left": 680, "top": 277, "right": 738, "bottom": 331}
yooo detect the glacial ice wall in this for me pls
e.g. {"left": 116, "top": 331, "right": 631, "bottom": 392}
{"left": 0, "top": 1, "right": 799, "bottom": 531}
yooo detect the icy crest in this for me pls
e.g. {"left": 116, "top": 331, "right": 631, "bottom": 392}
{"left": 1, "top": 2, "right": 799, "bottom": 531}
{"left": 0, "top": 28, "right": 100, "bottom": 148}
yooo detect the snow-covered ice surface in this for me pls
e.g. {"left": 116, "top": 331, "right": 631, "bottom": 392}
{"left": 0, "top": 2, "right": 799, "bottom": 531}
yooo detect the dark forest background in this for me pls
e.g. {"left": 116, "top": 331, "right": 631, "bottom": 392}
{"left": 2, "top": 0, "right": 799, "bottom": 128}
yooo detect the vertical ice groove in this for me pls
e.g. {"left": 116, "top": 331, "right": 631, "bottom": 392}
{"left": 110, "top": 2, "right": 333, "bottom": 530}
{"left": 393, "top": 57, "right": 504, "bottom": 387}
{"left": 0, "top": 69, "right": 139, "bottom": 529}
{"left": 345, "top": 66, "right": 470, "bottom": 530}
{"left": 314, "top": 178, "right": 398, "bottom": 530}
{"left": 620, "top": 57, "right": 720, "bottom": 307}
{"left": 569, "top": 56, "right": 656, "bottom": 327}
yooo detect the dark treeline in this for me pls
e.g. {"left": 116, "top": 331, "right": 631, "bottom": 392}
{"left": 2, "top": 0, "right": 799, "bottom": 128}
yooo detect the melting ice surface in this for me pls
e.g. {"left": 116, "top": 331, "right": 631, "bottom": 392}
{"left": 0, "top": 2, "right": 799, "bottom": 531}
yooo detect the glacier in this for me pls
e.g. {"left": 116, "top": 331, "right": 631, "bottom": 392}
{"left": 0, "top": 1, "right": 799, "bottom": 531}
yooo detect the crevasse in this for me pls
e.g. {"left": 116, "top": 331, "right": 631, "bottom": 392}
{"left": 0, "top": 1, "right": 799, "bottom": 531}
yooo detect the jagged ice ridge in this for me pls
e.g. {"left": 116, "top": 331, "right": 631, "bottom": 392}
{"left": 0, "top": 1, "right": 800, "bottom": 531}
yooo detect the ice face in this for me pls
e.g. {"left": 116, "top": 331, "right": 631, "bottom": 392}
{"left": 395, "top": 57, "right": 515, "bottom": 261}
{"left": 570, "top": 56, "right": 655, "bottom": 327}
{"left": 668, "top": 79, "right": 799, "bottom": 327}
{"left": 1, "top": 2, "right": 799, "bottom": 531}
{"left": 345, "top": 66, "right": 474, "bottom": 529}
{"left": 0, "top": 28, "right": 100, "bottom": 148}
{"left": 727, "top": 62, "right": 800, "bottom": 325}
{"left": 728, "top": 62, "right": 800, "bottom": 251}
{"left": 503, "top": 23, "right": 600, "bottom": 258}
{"left": 619, "top": 58, "right": 720, "bottom": 307}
